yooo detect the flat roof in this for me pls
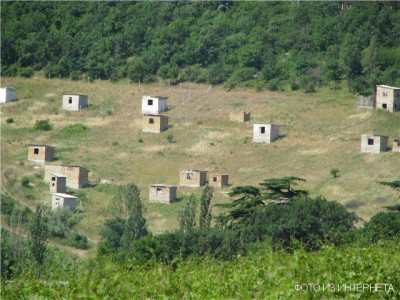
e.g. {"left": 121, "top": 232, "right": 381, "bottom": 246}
{"left": 50, "top": 173, "right": 66, "bottom": 177}
{"left": 150, "top": 184, "right": 177, "bottom": 188}
{"left": 45, "top": 164, "right": 87, "bottom": 169}
{"left": 63, "top": 94, "right": 88, "bottom": 96}
{"left": 28, "top": 144, "right": 55, "bottom": 148}
{"left": 362, "top": 134, "right": 389, "bottom": 138}
{"left": 377, "top": 85, "right": 400, "bottom": 90}
{"left": 52, "top": 193, "right": 77, "bottom": 198}
{"left": 1, "top": 87, "right": 16, "bottom": 90}
{"left": 143, "top": 95, "right": 168, "bottom": 99}
{"left": 181, "top": 169, "right": 208, "bottom": 173}
{"left": 143, "top": 114, "right": 168, "bottom": 117}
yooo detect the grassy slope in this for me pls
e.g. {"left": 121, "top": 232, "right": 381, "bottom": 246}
{"left": 1, "top": 76, "right": 399, "bottom": 244}
{"left": 3, "top": 242, "right": 400, "bottom": 299}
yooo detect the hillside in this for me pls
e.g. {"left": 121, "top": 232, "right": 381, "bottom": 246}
{"left": 1, "top": 76, "right": 399, "bottom": 246}
{"left": 3, "top": 241, "right": 400, "bottom": 299}
{"left": 2, "top": 1, "right": 400, "bottom": 94}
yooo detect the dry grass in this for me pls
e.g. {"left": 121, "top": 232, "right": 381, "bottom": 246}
{"left": 1, "top": 76, "right": 399, "bottom": 247}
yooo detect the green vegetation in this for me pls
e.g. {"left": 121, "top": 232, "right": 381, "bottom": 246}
{"left": 33, "top": 120, "right": 52, "bottom": 131}
{"left": 55, "top": 123, "right": 88, "bottom": 138}
{"left": 2, "top": 2, "right": 400, "bottom": 93}
{"left": 6, "top": 117, "right": 14, "bottom": 124}
{"left": 330, "top": 167, "right": 340, "bottom": 178}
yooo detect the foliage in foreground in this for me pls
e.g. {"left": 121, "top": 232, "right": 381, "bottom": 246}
{"left": 2, "top": 242, "right": 400, "bottom": 299}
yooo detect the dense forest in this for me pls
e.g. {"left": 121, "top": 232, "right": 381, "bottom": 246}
{"left": 2, "top": 1, "right": 400, "bottom": 94}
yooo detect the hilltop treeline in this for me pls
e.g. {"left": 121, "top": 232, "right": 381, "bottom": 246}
{"left": 2, "top": 1, "right": 400, "bottom": 93}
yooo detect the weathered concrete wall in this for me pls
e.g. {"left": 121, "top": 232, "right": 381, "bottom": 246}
{"left": 209, "top": 174, "right": 229, "bottom": 188}
{"left": 50, "top": 174, "right": 66, "bottom": 193}
{"left": 51, "top": 194, "right": 77, "bottom": 211}
{"left": 358, "top": 95, "right": 375, "bottom": 109}
{"left": 230, "top": 111, "right": 250, "bottom": 122}
{"left": 28, "top": 145, "right": 55, "bottom": 163}
{"left": 149, "top": 185, "right": 177, "bottom": 203}
{"left": 180, "top": 170, "right": 208, "bottom": 187}
{"left": 45, "top": 165, "right": 89, "bottom": 189}
{"left": 62, "top": 95, "right": 88, "bottom": 111}
{"left": 392, "top": 139, "right": 400, "bottom": 152}
{"left": 253, "top": 124, "right": 280, "bottom": 143}
{"left": 0, "top": 88, "right": 17, "bottom": 103}
{"left": 141, "top": 96, "right": 168, "bottom": 115}
{"left": 142, "top": 115, "right": 168, "bottom": 133}
{"left": 376, "top": 86, "right": 400, "bottom": 112}
{"left": 361, "top": 134, "right": 389, "bottom": 153}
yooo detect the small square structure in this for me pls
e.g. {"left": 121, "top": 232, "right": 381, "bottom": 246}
{"left": 149, "top": 184, "right": 177, "bottom": 204}
{"left": 50, "top": 173, "right": 66, "bottom": 193}
{"left": 62, "top": 94, "right": 88, "bottom": 111}
{"left": 230, "top": 111, "right": 250, "bottom": 122}
{"left": 52, "top": 193, "right": 77, "bottom": 211}
{"left": 0, "top": 87, "right": 17, "bottom": 103}
{"left": 45, "top": 164, "right": 89, "bottom": 189}
{"left": 392, "top": 138, "right": 400, "bottom": 152}
{"left": 142, "top": 115, "right": 168, "bottom": 133}
{"left": 253, "top": 124, "right": 280, "bottom": 143}
{"left": 360, "top": 134, "right": 389, "bottom": 153}
{"left": 376, "top": 85, "right": 400, "bottom": 112}
{"left": 209, "top": 174, "right": 229, "bottom": 188}
{"left": 141, "top": 96, "right": 168, "bottom": 115}
{"left": 28, "top": 145, "right": 55, "bottom": 163}
{"left": 358, "top": 95, "right": 375, "bottom": 109}
{"left": 180, "top": 170, "right": 208, "bottom": 187}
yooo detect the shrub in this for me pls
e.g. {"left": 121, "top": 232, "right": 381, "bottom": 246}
{"left": 6, "top": 118, "right": 14, "bottom": 124}
{"left": 362, "top": 212, "right": 400, "bottom": 243}
{"left": 166, "top": 134, "right": 175, "bottom": 143}
{"left": 34, "top": 120, "right": 52, "bottom": 131}
{"left": 330, "top": 168, "right": 340, "bottom": 178}
{"left": 21, "top": 177, "right": 30, "bottom": 187}
{"left": 56, "top": 124, "right": 88, "bottom": 137}
{"left": 66, "top": 233, "right": 89, "bottom": 249}
{"left": 19, "top": 67, "right": 34, "bottom": 78}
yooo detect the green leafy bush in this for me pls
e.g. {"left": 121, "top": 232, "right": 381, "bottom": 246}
{"left": 34, "top": 120, "right": 52, "bottom": 131}
{"left": 56, "top": 124, "right": 88, "bottom": 137}
{"left": 6, "top": 118, "right": 14, "bottom": 124}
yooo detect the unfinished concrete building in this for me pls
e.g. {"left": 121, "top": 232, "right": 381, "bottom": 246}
{"left": 376, "top": 85, "right": 400, "bottom": 112}
{"left": 358, "top": 95, "right": 375, "bottom": 109}
{"left": 209, "top": 174, "right": 229, "bottom": 188}
{"left": 149, "top": 184, "right": 177, "bottom": 204}
{"left": 142, "top": 115, "right": 168, "bottom": 133}
{"left": 52, "top": 193, "right": 77, "bottom": 211}
{"left": 180, "top": 170, "right": 208, "bottom": 187}
{"left": 0, "top": 87, "right": 17, "bottom": 103}
{"left": 28, "top": 145, "right": 55, "bottom": 163}
{"left": 253, "top": 124, "right": 280, "bottom": 143}
{"left": 62, "top": 94, "right": 88, "bottom": 111}
{"left": 141, "top": 96, "right": 168, "bottom": 115}
{"left": 360, "top": 134, "right": 389, "bottom": 153}
{"left": 45, "top": 164, "right": 89, "bottom": 189}
{"left": 392, "top": 139, "right": 400, "bottom": 152}
{"left": 50, "top": 173, "right": 66, "bottom": 193}
{"left": 230, "top": 111, "right": 250, "bottom": 122}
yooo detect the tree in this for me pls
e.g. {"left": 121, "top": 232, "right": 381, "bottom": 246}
{"left": 259, "top": 176, "right": 307, "bottom": 201}
{"left": 109, "top": 183, "right": 148, "bottom": 253}
{"left": 199, "top": 185, "right": 213, "bottom": 228}
{"left": 362, "top": 212, "right": 400, "bottom": 243}
{"left": 29, "top": 205, "right": 48, "bottom": 278}
{"left": 178, "top": 194, "right": 197, "bottom": 232}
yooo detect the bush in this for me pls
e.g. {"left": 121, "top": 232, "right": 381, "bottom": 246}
{"left": 66, "top": 233, "right": 89, "bottom": 249}
{"left": 34, "top": 120, "right": 52, "bottom": 131}
{"left": 69, "top": 71, "right": 81, "bottom": 81}
{"left": 21, "top": 177, "right": 30, "bottom": 187}
{"left": 166, "top": 134, "right": 175, "bottom": 143}
{"left": 362, "top": 212, "right": 400, "bottom": 243}
{"left": 19, "top": 67, "right": 34, "bottom": 78}
{"left": 330, "top": 168, "right": 340, "bottom": 178}
{"left": 56, "top": 124, "right": 88, "bottom": 137}
{"left": 6, "top": 118, "right": 14, "bottom": 124}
